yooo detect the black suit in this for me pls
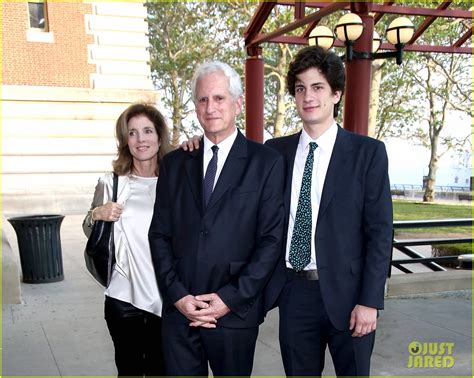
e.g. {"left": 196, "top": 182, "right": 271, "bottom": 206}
{"left": 266, "top": 126, "right": 393, "bottom": 376}
{"left": 149, "top": 131, "right": 285, "bottom": 375}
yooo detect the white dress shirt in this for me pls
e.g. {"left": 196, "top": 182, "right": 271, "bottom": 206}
{"left": 92, "top": 174, "right": 163, "bottom": 316}
{"left": 202, "top": 128, "right": 238, "bottom": 190}
{"left": 286, "top": 122, "right": 338, "bottom": 270}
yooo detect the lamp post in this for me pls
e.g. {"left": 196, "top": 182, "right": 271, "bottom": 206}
{"left": 335, "top": 13, "right": 364, "bottom": 61}
{"left": 309, "top": 13, "right": 415, "bottom": 65}
{"left": 386, "top": 17, "right": 416, "bottom": 64}
{"left": 372, "top": 30, "right": 382, "bottom": 53}
{"left": 308, "top": 26, "right": 335, "bottom": 51}
{"left": 308, "top": 12, "right": 415, "bottom": 135}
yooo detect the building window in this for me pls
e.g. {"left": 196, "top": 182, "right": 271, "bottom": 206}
{"left": 28, "top": 0, "right": 48, "bottom": 30}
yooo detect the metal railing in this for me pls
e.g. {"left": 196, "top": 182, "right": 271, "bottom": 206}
{"left": 391, "top": 218, "right": 473, "bottom": 275}
{"left": 390, "top": 184, "right": 471, "bottom": 192}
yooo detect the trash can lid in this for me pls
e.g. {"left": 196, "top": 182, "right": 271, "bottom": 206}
{"left": 8, "top": 215, "right": 65, "bottom": 222}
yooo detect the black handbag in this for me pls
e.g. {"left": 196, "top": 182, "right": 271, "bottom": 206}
{"left": 84, "top": 173, "right": 118, "bottom": 287}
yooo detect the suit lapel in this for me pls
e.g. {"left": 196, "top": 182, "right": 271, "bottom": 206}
{"left": 206, "top": 131, "right": 247, "bottom": 211}
{"left": 282, "top": 132, "right": 300, "bottom": 214}
{"left": 317, "top": 126, "right": 352, "bottom": 221}
{"left": 185, "top": 140, "right": 204, "bottom": 217}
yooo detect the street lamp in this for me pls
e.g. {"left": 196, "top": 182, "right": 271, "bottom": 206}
{"left": 372, "top": 30, "right": 381, "bottom": 53}
{"left": 308, "top": 25, "right": 335, "bottom": 50}
{"left": 309, "top": 13, "right": 415, "bottom": 65}
{"left": 385, "top": 17, "right": 416, "bottom": 64}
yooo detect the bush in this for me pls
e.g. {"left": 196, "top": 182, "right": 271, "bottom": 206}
{"left": 431, "top": 243, "right": 472, "bottom": 268}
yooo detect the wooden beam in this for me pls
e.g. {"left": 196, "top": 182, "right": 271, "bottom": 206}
{"left": 409, "top": 1, "right": 451, "bottom": 45}
{"left": 276, "top": 1, "right": 470, "bottom": 19}
{"left": 259, "top": 35, "right": 308, "bottom": 45}
{"left": 382, "top": 42, "right": 472, "bottom": 54}
{"left": 295, "top": 0, "right": 305, "bottom": 20}
{"left": 262, "top": 38, "right": 472, "bottom": 55}
{"left": 246, "top": 1, "right": 350, "bottom": 48}
{"left": 277, "top": 1, "right": 345, "bottom": 7}
{"left": 303, "top": 19, "right": 321, "bottom": 39}
{"left": 453, "top": 28, "right": 472, "bottom": 48}
{"left": 244, "top": 2, "right": 276, "bottom": 43}
{"left": 264, "top": 35, "right": 345, "bottom": 47}
{"left": 374, "top": 1, "right": 395, "bottom": 25}
{"left": 371, "top": 4, "right": 471, "bottom": 19}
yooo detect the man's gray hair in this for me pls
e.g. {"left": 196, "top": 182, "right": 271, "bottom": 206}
{"left": 191, "top": 61, "right": 243, "bottom": 102}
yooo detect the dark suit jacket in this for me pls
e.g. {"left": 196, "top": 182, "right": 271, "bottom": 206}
{"left": 149, "top": 131, "right": 286, "bottom": 328}
{"left": 266, "top": 126, "right": 393, "bottom": 331}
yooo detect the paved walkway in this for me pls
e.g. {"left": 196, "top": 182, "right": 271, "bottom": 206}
{"left": 2, "top": 214, "right": 472, "bottom": 376}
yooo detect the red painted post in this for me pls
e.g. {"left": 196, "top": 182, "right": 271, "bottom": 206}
{"left": 245, "top": 46, "right": 264, "bottom": 143}
{"left": 343, "top": 12, "right": 373, "bottom": 136}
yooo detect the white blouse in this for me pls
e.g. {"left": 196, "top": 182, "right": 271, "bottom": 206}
{"left": 83, "top": 172, "right": 162, "bottom": 316}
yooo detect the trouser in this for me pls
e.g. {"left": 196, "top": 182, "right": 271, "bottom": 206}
{"left": 104, "top": 295, "right": 165, "bottom": 377}
{"left": 279, "top": 274, "right": 375, "bottom": 376}
{"left": 162, "top": 320, "right": 259, "bottom": 377}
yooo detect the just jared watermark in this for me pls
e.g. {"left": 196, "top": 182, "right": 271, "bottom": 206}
{"left": 407, "top": 341, "right": 455, "bottom": 368}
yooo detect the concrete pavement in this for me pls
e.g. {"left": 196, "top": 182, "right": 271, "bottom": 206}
{"left": 2, "top": 214, "right": 472, "bottom": 376}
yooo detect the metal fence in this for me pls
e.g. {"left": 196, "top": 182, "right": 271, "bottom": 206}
{"left": 391, "top": 218, "right": 473, "bottom": 275}
{"left": 391, "top": 184, "right": 471, "bottom": 192}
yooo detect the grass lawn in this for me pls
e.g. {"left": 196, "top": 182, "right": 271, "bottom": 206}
{"left": 393, "top": 200, "right": 472, "bottom": 256}
{"left": 393, "top": 200, "right": 472, "bottom": 234}
{"left": 393, "top": 200, "right": 472, "bottom": 221}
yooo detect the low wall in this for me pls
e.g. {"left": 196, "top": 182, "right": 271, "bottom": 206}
{"left": 386, "top": 270, "right": 472, "bottom": 297}
{"left": 2, "top": 85, "right": 159, "bottom": 216}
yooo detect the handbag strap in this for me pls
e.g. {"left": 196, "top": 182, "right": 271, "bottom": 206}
{"left": 112, "top": 173, "right": 118, "bottom": 202}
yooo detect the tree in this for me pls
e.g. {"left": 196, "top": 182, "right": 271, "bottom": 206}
{"left": 372, "top": 7, "right": 471, "bottom": 201}
{"left": 146, "top": 1, "right": 243, "bottom": 146}
{"left": 259, "top": 5, "right": 301, "bottom": 138}
{"left": 146, "top": 1, "right": 306, "bottom": 143}
{"left": 409, "top": 50, "right": 471, "bottom": 201}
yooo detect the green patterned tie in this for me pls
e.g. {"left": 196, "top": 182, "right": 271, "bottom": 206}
{"left": 289, "top": 142, "right": 318, "bottom": 271}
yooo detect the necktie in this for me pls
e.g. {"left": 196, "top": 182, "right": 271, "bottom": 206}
{"left": 289, "top": 142, "right": 318, "bottom": 271}
{"left": 203, "top": 145, "right": 219, "bottom": 208}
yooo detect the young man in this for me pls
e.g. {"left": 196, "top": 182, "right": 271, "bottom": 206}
{"left": 149, "top": 61, "right": 286, "bottom": 376}
{"left": 265, "top": 46, "right": 393, "bottom": 376}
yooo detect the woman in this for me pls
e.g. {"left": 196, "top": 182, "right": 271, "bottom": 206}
{"left": 83, "top": 103, "right": 172, "bottom": 376}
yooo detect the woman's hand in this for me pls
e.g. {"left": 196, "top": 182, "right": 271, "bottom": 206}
{"left": 180, "top": 135, "right": 201, "bottom": 151}
{"left": 92, "top": 202, "right": 123, "bottom": 222}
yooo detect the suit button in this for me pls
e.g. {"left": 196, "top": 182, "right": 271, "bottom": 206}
{"left": 200, "top": 230, "right": 208, "bottom": 236}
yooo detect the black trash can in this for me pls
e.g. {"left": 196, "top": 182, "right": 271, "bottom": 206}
{"left": 7, "top": 215, "right": 65, "bottom": 283}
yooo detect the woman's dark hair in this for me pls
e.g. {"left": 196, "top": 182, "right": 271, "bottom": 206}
{"left": 287, "top": 46, "right": 346, "bottom": 117}
{"left": 112, "top": 103, "right": 172, "bottom": 176}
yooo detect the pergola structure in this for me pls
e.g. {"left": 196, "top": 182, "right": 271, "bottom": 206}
{"left": 243, "top": 1, "right": 472, "bottom": 141}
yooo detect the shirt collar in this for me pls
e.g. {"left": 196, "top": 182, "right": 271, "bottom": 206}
{"left": 300, "top": 122, "right": 338, "bottom": 152}
{"left": 203, "top": 128, "right": 238, "bottom": 156}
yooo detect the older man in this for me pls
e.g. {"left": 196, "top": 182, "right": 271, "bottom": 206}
{"left": 149, "top": 61, "right": 285, "bottom": 376}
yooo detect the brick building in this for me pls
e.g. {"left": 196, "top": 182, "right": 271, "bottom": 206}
{"left": 2, "top": 1, "right": 159, "bottom": 215}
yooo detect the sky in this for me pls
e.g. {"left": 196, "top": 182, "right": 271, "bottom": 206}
{"left": 384, "top": 111, "right": 472, "bottom": 188}
{"left": 163, "top": 95, "right": 472, "bottom": 189}
{"left": 385, "top": 138, "right": 471, "bottom": 188}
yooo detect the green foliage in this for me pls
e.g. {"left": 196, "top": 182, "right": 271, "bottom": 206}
{"left": 146, "top": 1, "right": 472, "bottom": 150}
{"left": 375, "top": 5, "right": 472, "bottom": 201}
{"left": 146, "top": 1, "right": 252, "bottom": 143}
{"left": 432, "top": 243, "right": 472, "bottom": 268}
{"left": 393, "top": 200, "right": 472, "bottom": 234}
{"left": 146, "top": 1, "right": 304, "bottom": 141}
{"left": 393, "top": 200, "right": 472, "bottom": 221}
{"left": 432, "top": 243, "right": 472, "bottom": 256}
{"left": 393, "top": 198, "right": 472, "bottom": 261}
